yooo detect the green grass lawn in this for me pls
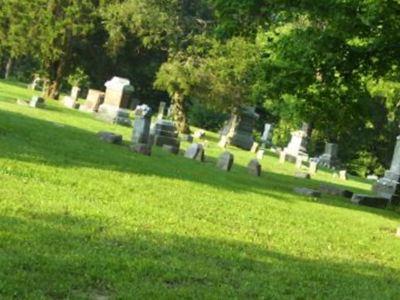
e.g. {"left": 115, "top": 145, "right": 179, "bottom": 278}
{"left": 1, "top": 79, "right": 400, "bottom": 299}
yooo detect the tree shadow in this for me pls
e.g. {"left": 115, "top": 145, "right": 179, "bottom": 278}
{"left": 1, "top": 213, "right": 399, "bottom": 299}
{"left": 0, "top": 109, "right": 398, "bottom": 221}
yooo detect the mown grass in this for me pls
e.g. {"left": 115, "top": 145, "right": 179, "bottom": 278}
{"left": 1, "top": 79, "right": 400, "bottom": 299}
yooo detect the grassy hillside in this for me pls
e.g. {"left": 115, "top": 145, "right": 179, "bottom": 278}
{"left": 0, "top": 80, "right": 400, "bottom": 299}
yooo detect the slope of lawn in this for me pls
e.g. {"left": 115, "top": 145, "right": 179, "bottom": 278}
{"left": 1, "top": 79, "right": 400, "bottom": 299}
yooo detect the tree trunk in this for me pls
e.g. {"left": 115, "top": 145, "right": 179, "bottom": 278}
{"left": 46, "top": 60, "right": 65, "bottom": 100}
{"left": 172, "top": 91, "right": 190, "bottom": 134}
{"left": 4, "top": 57, "right": 13, "bottom": 79}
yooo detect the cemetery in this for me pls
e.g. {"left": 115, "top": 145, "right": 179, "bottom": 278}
{"left": 1, "top": 1, "right": 400, "bottom": 298}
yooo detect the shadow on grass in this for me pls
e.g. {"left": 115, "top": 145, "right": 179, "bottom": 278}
{"left": 0, "top": 109, "right": 398, "bottom": 220}
{"left": 1, "top": 213, "right": 399, "bottom": 299}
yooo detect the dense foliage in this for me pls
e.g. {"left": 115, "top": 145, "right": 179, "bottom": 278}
{"left": 1, "top": 0, "right": 400, "bottom": 175}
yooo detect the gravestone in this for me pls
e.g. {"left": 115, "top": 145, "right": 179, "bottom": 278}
{"left": 180, "top": 134, "right": 194, "bottom": 143}
{"left": 219, "top": 108, "right": 258, "bottom": 150}
{"left": 261, "top": 123, "right": 274, "bottom": 147}
{"left": 71, "top": 86, "right": 80, "bottom": 101}
{"left": 294, "top": 187, "right": 321, "bottom": 198}
{"left": 97, "top": 131, "right": 123, "bottom": 145}
{"left": 396, "top": 226, "right": 400, "bottom": 238}
{"left": 80, "top": 89, "right": 105, "bottom": 113}
{"left": 132, "top": 104, "right": 153, "bottom": 150}
{"left": 339, "top": 170, "right": 348, "bottom": 180}
{"left": 194, "top": 130, "right": 206, "bottom": 139}
{"left": 152, "top": 120, "right": 180, "bottom": 154}
{"left": 28, "top": 76, "right": 42, "bottom": 91}
{"left": 319, "top": 143, "right": 340, "bottom": 168}
{"left": 351, "top": 194, "right": 389, "bottom": 209}
{"left": 130, "top": 143, "right": 151, "bottom": 156}
{"left": 251, "top": 142, "right": 260, "bottom": 154}
{"left": 157, "top": 101, "right": 166, "bottom": 120}
{"left": 217, "top": 152, "right": 234, "bottom": 171}
{"left": 283, "top": 123, "right": 309, "bottom": 161}
{"left": 279, "top": 151, "right": 286, "bottom": 164}
{"left": 256, "top": 149, "right": 265, "bottom": 160}
{"left": 295, "top": 156, "right": 304, "bottom": 169}
{"left": 97, "top": 77, "right": 134, "bottom": 126}
{"left": 63, "top": 86, "right": 81, "bottom": 109}
{"left": 185, "top": 143, "right": 205, "bottom": 162}
{"left": 30, "top": 96, "right": 45, "bottom": 108}
{"left": 373, "top": 136, "right": 400, "bottom": 205}
{"left": 248, "top": 159, "right": 261, "bottom": 177}
{"left": 162, "top": 144, "right": 179, "bottom": 155}
{"left": 295, "top": 172, "right": 311, "bottom": 180}
{"left": 309, "top": 160, "right": 318, "bottom": 175}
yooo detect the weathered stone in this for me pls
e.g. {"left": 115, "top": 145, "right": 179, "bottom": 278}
{"left": 185, "top": 143, "right": 205, "bottom": 162}
{"left": 97, "top": 77, "right": 134, "bottom": 125}
{"left": 80, "top": 89, "right": 105, "bottom": 113}
{"left": 295, "top": 156, "right": 304, "bottom": 169}
{"left": 157, "top": 101, "right": 166, "bottom": 120}
{"left": 251, "top": 142, "right": 260, "bottom": 153}
{"left": 309, "top": 161, "right": 318, "bottom": 175}
{"left": 295, "top": 172, "right": 311, "bottom": 180}
{"left": 218, "top": 136, "right": 229, "bottom": 149}
{"left": 132, "top": 104, "right": 152, "bottom": 145}
{"left": 63, "top": 96, "right": 80, "bottom": 109}
{"left": 351, "top": 194, "right": 389, "bottom": 209}
{"left": 339, "top": 170, "right": 348, "bottom": 180}
{"left": 219, "top": 108, "right": 258, "bottom": 150}
{"left": 151, "top": 120, "right": 180, "bottom": 150}
{"left": 130, "top": 143, "right": 151, "bottom": 156}
{"left": 97, "top": 131, "right": 123, "bottom": 145}
{"left": 256, "top": 149, "right": 265, "bottom": 160}
{"left": 284, "top": 123, "right": 309, "bottom": 159}
{"left": 162, "top": 144, "right": 179, "bottom": 154}
{"left": 70, "top": 86, "right": 81, "bottom": 101}
{"left": 261, "top": 123, "right": 274, "bottom": 147}
{"left": 294, "top": 187, "right": 321, "bottom": 197}
{"left": 217, "top": 152, "right": 234, "bottom": 171}
{"left": 248, "top": 159, "right": 261, "bottom": 177}
{"left": 279, "top": 151, "right": 286, "bottom": 164}
{"left": 29, "top": 96, "right": 45, "bottom": 108}
{"left": 319, "top": 185, "right": 353, "bottom": 199}
{"left": 319, "top": 143, "right": 340, "bottom": 168}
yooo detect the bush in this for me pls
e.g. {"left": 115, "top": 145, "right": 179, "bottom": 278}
{"left": 188, "top": 101, "right": 228, "bottom": 131}
{"left": 347, "top": 151, "right": 385, "bottom": 177}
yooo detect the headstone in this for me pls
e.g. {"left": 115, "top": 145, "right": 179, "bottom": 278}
{"left": 251, "top": 142, "right": 260, "bottom": 154}
{"left": 152, "top": 120, "right": 180, "bottom": 154}
{"left": 261, "top": 123, "right": 274, "bottom": 147}
{"left": 70, "top": 86, "right": 81, "bottom": 101}
{"left": 97, "top": 77, "right": 134, "bottom": 126}
{"left": 132, "top": 104, "right": 152, "bottom": 146}
{"left": 97, "top": 131, "right": 123, "bottom": 145}
{"left": 29, "top": 96, "right": 45, "bottom": 108}
{"left": 351, "top": 194, "right": 389, "bottom": 209}
{"left": 283, "top": 123, "right": 309, "bottom": 161}
{"left": 130, "top": 143, "right": 151, "bottom": 156}
{"left": 295, "top": 156, "right": 304, "bottom": 169}
{"left": 184, "top": 143, "right": 205, "bottom": 162}
{"left": 194, "top": 130, "right": 206, "bottom": 139}
{"left": 367, "top": 175, "right": 379, "bottom": 181}
{"left": 396, "top": 226, "right": 400, "bottom": 238}
{"left": 339, "top": 170, "right": 348, "bottom": 180}
{"left": 373, "top": 136, "right": 400, "bottom": 205}
{"left": 279, "top": 151, "right": 286, "bottom": 164}
{"left": 218, "top": 136, "right": 229, "bottom": 149}
{"left": 294, "top": 187, "right": 321, "bottom": 198}
{"left": 217, "top": 152, "right": 234, "bottom": 171}
{"left": 319, "top": 185, "right": 353, "bottom": 199}
{"left": 319, "top": 143, "right": 340, "bottom": 168}
{"left": 309, "top": 161, "right": 318, "bottom": 175}
{"left": 248, "top": 159, "right": 261, "bottom": 176}
{"left": 256, "top": 149, "right": 265, "bottom": 160}
{"left": 157, "top": 101, "right": 166, "bottom": 120}
{"left": 219, "top": 108, "right": 259, "bottom": 150}
{"left": 295, "top": 172, "right": 311, "bottom": 180}
{"left": 80, "top": 89, "right": 105, "bottom": 113}
{"left": 28, "top": 76, "right": 42, "bottom": 91}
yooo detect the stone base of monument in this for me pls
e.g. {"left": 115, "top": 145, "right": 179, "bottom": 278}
{"left": 130, "top": 143, "right": 151, "bottom": 156}
{"left": 351, "top": 194, "right": 389, "bottom": 209}
{"left": 97, "top": 104, "right": 132, "bottom": 127}
{"left": 231, "top": 132, "right": 254, "bottom": 150}
{"left": 372, "top": 172, "right": 400, "bottom": 205}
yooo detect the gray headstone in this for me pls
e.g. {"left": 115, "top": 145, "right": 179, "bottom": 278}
{"left": 319, "top": 142, "right": 340, "bottom": 168}
{"left": 248, "top": 159, "right": 261, "bottom": 176}
{"left": 152, "top": 120, "right": 180, "bottom": 152}
{"left": 184, "top": 143, "right": 205, "bottom": 162}
{"left": 309, "top": 161, "right": 318, "bottom": 175}
{"left": 251, "top": 142, "right": 260, "bottom": 154}
{"left": 157, "top": 101, "right": 166, "bottom": 120}
{"left": 29, "top": 96, "right": 45, "bottom": 108}
{"left": 97, "top": 131, "right": 123, "bottom": 145}
{"left": 132, "top": 104, "right": 152, "bottom": 145}
{"left": 217, "top": 152, "right": 234, "bottom": 171}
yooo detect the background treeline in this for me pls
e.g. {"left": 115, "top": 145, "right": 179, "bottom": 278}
{"left": 1, "top": 0, "right": 400, "bottom": 177}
